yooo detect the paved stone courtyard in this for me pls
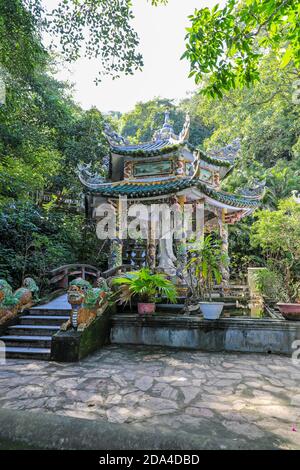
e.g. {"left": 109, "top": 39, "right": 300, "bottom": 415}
{"left": 0, "top": 345, "right": 300, "bottom": 449}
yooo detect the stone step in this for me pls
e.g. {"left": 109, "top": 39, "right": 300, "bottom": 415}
{"left": 29, "top": 308, "right": 71, "bottom": 316}
{"left": 0, "top": 335, "right": 52, "bottom": 349}
{"left": 7, "top": 325, "right": 60, "bottom": 336}
{"left": 19, "top": 315, "right": 69, "bottom": 326}
{"left": 0, "top": 346, "right": 51, "bottom": 360}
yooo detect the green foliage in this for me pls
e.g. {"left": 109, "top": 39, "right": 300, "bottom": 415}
{"left": 0, "top": 1, "right": 168, "bottom": 84}
{"left": 185, "top": 235, "right": 227, "bottom": 301}
{"left": 0, "top": 0, "right": 47, "bottom": 82}
{"left": 183, "top": 53, "right": 300, "bottom": 209}
{"left": 112, "top": 267, "right": 177, "bottom": 304}
{"left": 228, "top": 220, "right": 264, "bottom": 281}
{"left": 183, "top": 0, "right": 300, "bottom": 97}
{"left": 254, "top": 268, "right": 290, "bottom": 302}
{"left": 0, "top": 202, "right": 105, "bottom": 292}
{"left": 251, "top": 198, "right": 300, "bottom": 301}
{"left": 251, "top": 198, "right": 300, "bottom": 262}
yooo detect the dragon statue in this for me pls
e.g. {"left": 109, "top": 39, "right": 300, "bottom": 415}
{"left": 62, "top": 277, "right": 111, "bottom": 332}
{"left": 0, "top": 278, "right": 39, "bottom": 326}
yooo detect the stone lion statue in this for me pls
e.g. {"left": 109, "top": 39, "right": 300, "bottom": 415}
{"left": 62, "top": 277, "right": 110, "bottom": 332}
{"left": 0, "top": 277, "right": 39, "bottom": 326}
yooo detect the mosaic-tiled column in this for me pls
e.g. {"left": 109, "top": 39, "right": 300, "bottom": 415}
{"left": 109, "top": 239, "right": 123, "bottom": 269}
{"left": 218, "top": 208, "right": 230, "bottom": 287}
{"left": 108, "top": 199, "right": 123, "bottom": 269}
{"left": 176, "top": 240, "right": 187, "bottom": 274}
{"left": 147, "top": 217, "right": 156, "bottom": 270}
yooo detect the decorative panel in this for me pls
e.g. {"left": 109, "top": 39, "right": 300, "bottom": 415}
{"left": 133, "top": 160, "right": 173, "bottom": 177}
{"left": 199, "top": 168, "right": 213, "bottom": 182}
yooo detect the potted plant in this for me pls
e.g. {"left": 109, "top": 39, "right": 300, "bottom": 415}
{"left": 184, "top": 235, "right": 228, "bottom": 320}
{"left": 112, "top": 267, "right": 177, "bottom": 315}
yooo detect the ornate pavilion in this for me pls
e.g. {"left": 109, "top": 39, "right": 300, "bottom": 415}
{"left": 78, "top": 113, "right": 263, "bottom": 284}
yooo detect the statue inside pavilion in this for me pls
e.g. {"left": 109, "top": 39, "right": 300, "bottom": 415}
{"left": 78, "top": 112, "right": 264, "bottom": 285}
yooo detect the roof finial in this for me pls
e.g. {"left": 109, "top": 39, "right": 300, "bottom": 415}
{"left": 164, "top": 110, "right": 170, "bottom": 125}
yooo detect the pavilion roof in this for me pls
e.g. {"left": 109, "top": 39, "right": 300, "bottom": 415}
{"left": 79, "top": 174, "right": 263, "bottom": 209}
{"left": 104, "top": 113, "right": 238, "bottom": 167}
{"left": 110, "top": 140, "right": 181, "bottom": 157}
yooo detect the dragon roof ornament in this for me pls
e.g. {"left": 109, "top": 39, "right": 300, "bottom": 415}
{"left": 103, "top": 122, "right": 129, "bottom": 147}
{"left": 77, "top": 163, "right": 106, "bottom": 188}
{"left": 238, "top": 180, "right": 266, "bottom": 198}
{"left": 208, "top": 138, "right": 241, "bottom": 165}
{"left": 292, "top": 190, "right": 300, "bottom": 204}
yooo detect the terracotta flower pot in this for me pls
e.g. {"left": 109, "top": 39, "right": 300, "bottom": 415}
{"left": 137, "top": 302, "right": 156, "bottom": 315}
{"left": 277, "top": 303, "right": 300, "bottom": 320}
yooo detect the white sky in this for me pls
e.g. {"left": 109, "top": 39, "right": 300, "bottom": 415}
{"left": 44, "top": 0, "right": 219, "bottom": 113}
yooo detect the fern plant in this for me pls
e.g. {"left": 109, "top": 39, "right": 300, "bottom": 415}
{"left": 112, "top": 268, "right": 177, "bottom": 305}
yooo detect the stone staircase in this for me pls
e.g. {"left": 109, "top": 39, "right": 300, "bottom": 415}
{"left": 0, "top": 294, "right": 70, "bottom": 360}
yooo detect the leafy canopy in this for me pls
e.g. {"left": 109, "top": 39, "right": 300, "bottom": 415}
{"left": 251, "top": 198, "right": 300, "bottom": 301}
{"left": 251, "top": 198, "right": 300, "bottom": 265}
{"left": 0, "top": 0, "right": 168, "bottom": 83}
{"left": 183, "top": 0, "right": 300, "bottom": 97}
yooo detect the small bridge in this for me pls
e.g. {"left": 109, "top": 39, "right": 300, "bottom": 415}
{"left": 49, "top": 264, "right": 101, "bottom": 289}
{"left": 49, "top": 263, "right": 133, "bottom": 289}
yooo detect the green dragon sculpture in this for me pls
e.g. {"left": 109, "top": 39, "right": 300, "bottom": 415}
{"left": 0, "top": 278, "right": 39, "bottom": 326}
{"left": 62, "top": 277, "right": 111, "bottom": 331}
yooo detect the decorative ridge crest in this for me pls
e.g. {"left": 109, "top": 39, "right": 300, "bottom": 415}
{"left": 77, "top": 163, "right": 106, "bottom": 189}
{"left": 103, "top": 122, "right": 129, "bottom": 146}
{"left": 208, "top": 138, "right": 241, "bottom": 163}
{"left": 238, "top": 180, "right": 266, "bottom": 199}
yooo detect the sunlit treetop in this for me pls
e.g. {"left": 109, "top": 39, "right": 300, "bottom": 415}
{"left": 182, "top": 0, "right": 300, "bottom": 98}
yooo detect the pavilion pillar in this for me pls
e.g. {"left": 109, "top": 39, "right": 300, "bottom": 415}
{"left": 108, "top": 198, "right": 123, "bottom": 269}
{"left": 218, "top": 208, "right": 230, "bottom": 287}
{"left": 109, "top": 239, "right": 123, "bottom": 269}
{"left": 147, "top": 235, "right": 156, "bottom": 270}
{"left": 174, "top": 196, "right": 186, "bottom": 274}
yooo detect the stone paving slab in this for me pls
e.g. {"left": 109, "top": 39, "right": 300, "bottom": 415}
{"left": 0, "top": 346, "right": 300, "bottom": 449}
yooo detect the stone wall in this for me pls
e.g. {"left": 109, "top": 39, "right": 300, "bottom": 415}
{"left": 51, "top": 308, "right": 113, "bottom": 362}
{"left": 111, "top": 315, "right": 300, "bottom": 356}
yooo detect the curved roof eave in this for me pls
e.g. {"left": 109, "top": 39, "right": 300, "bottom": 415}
{"left": 80, "top": 175, "right": 262, "bottom": 209}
